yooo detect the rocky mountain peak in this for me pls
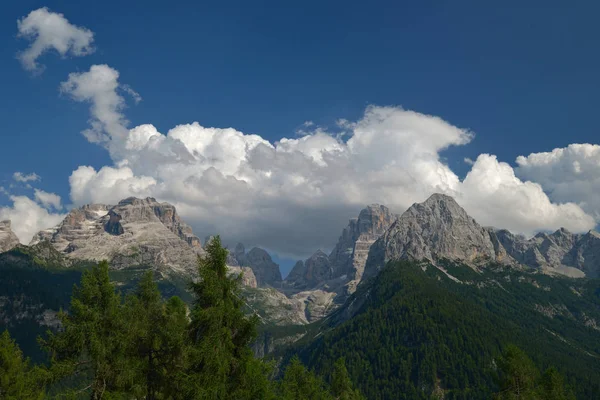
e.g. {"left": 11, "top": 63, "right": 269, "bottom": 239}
{"left": 405, "top": 193, "right": 471, "bottom": 223}
{"left": 284, "top": 204, "right": 397, "bottom": 296}
{"left": 0, "top": 220, "right": 20, "bottom": 253}
{"left": 364, "top": 193, "right": 496, "bottom": 278}
{"left": 29, "top": 197, "right": 204, "bottom": 276}
{"left": 228, "top": 244, "right": 282, "bottom": 287}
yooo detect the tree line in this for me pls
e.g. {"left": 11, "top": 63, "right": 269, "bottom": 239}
{"left": 0, "top": 238, "right": 578, "bottom": 399}
{"left": 0, "top": 237, "right": 363, "bottom": 399}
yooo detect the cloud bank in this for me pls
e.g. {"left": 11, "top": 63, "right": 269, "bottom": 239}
{"left": 17, "top": 7, "right": 94, "bottom": 72}
{"left": 0, "top": 195, "right": 65, "bottom": 244}
{"left": 52, "top": 65, "right": 597, "bottom": 258}
{"left": 516, "top": 144, "right": 600, "bottom": 221}
{"left": 11, "top": 3, "right": 600, "bottom": 257}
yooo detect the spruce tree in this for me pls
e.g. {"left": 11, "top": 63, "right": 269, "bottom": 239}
{"left": 495, "top": 345, "right": 540, "bottom": 400}
{"left": 330, "top": 358, "right": 364, "bottom": 400}
{"left": 279, "top": 357, "right": 332, "bottom": 400}
{"left": 40, "top": 261, "right": 130, "bottom": 399}
{"left": 184, "top": 235, "right": 273, "bottom": 399}
{"left": 0, "top": 330, "right": 47, "bottom": 399}
{"left": 124, "top": 271, "right": 189, "bottom": 399}
{"left": 538, "top": 367, "right": 575, "bottom": 400}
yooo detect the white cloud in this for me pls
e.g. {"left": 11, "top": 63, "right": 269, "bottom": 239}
{"left": 516, "top": 143, "right": 600, "bottom": 220}
{"left": 60, "top": 64, "right": 596, "bottom": 258}
{"left": 34, "top": 189, "right": 62, "bottom": 210}
{"left": 60, "top": 65, "right": 129, "bottom": 148}
{"left": 121, "top": 84, "right": 142, "bottom": 104}
{"left": 457, "top": 154, "right": 595, "bottom": 235}
{"left": 13, "top": 172, "right": 40, "bottom": 183}
{"left": 16, "top": 7, "right": 94, "bottom": 72}
{"left": 0, "top": 196, "right": 65, "bottom": 244}
{"left": 69, "top": 165, "right": 156, "bottom": 206}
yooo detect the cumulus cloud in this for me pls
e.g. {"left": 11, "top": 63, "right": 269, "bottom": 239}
{"left": 34, "top": 189, "right": 62, "bottom": 210}
{"left": 60, "top": 66, "right": 597, "bottom": 257}
{"left": 516, "top": 143, "right": 600, "bottom": 221}
{"left": 16, "top": 7, "right": 94, "bottom": 72}
{"left": 13, "top": 172, "right": 40, "bottom": 183}
{"left": 57, "top": 64, "right": 596, "bottom": 257}
{"left": 0, "top": 196, "right": 65, "bottom": 244}
{"left": 69, "top": 165, "right": 157, "bottom": 205}
{"left": 457, "top": 154, "right": 595, "bottom": 235}
{"left": 60, "top": 65, "right": 129, "bottom": 147}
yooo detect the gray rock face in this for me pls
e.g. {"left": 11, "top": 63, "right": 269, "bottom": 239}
{"left": 284, "top": 204, "right": 396, "bottom": 301}
{"left": 365, "top": 194, "right": 497, "bottom": 279}
{"left": 328, "top": 204, "right": 397, "bottom": 286}
{"left": 489, "top": 228, "right": 600, "bottom": 278}
{"left": 227, "top": 266, "right": 258, "bottom": 288}
{"left": 232, "top": 246, "right": 282, "bottom": 287}
{"left": 285, "top": 250, "right": 331, "bottom": 290}
{"left": 365, "top": 193, "right": 600, "bottom": 279}
{"left": 0, "top": 220, "right": 20, "bottom": 253}
{"left": 30, "top": 197, "right": 204, "bottom": 276}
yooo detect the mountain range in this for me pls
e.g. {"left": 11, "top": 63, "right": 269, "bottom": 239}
{"left": 1, "top": 192, "right": 600, "bottom": 398}
{"left": 2, "top": 192, "right": 600, "bottom": 327}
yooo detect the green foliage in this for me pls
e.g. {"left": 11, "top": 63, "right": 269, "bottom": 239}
{"left": 0, "top": 330, "right": 47, "bottom": 399}
{"left": 538, "top": 367, "right": 576, "bottom": 400}
{"left": 495, "top": 346, "right": 575, "bottom": 400}
{"left": 183, "top": 235, "right": 274, "bottom": 399}
{"left": 40, "top": 261, "right": 131, "bottom": 398}
{"left": 495, "top": 345, "right": 540, "bottom": 399}
{"left": 331, "top": 358, "right": 364, "bottom": 400}
{"left": 278, "top": 356, "right": 332, "bottom": 400}
{"left": 295, "top": 260, "right": 600, "bottom": 400}
{"left": 123, "top": 271, "right": 189, "bottom": 399}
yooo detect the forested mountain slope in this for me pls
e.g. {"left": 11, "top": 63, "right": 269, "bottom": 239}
{"left": 293, "top": 260, "right": 600, "bottom": 399}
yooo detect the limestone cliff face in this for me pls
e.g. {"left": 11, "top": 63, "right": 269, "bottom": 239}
{"left": 488, "top": 228, "right": 600, "bottom": 278}
{"left": 364, "top": 193, "right": 600, "bottom": 279}
{"left": 329, "top": 204, "right": 397, "bottom": 283}
{"left": 366, "top": 194, "right": 496, "bottom": 277}
{"left": 230, "top": 243, "right": 282, "bottom": 287}
{"left": 0, "top": 220, "right": 20, "bottom": 253}
{"left": 30, "top": 197, "right": 204, "bottom": 276}
{"left": 284, "top": 204, "right": 396, "bottom": 294}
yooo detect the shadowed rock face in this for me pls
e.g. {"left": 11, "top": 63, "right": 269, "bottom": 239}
{"left": 284, "top": 204, "right": 397, "bottom": 293}
{"left": 0, "top": 220, "right": 20, "bottom": 253}
{"left": 328, "top": 204, "right": 397, "bottom": 282}
{"left": 230, "top": 244, "right": 282, "bottom": 287}
{"left": 104, "top": 210, "right": 124, "bottom": 235}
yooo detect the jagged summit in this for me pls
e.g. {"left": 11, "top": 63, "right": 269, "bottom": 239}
{"left": 229, "top": 243, "right": 282, "bottom": 287}
{"left": 284, "top": 203, "right": 397, "bottom": 295}
{"left": 365, "top": 193, "right": 496, "bottom": 274}
{"left": 29, "top": 197, "right": 204, "bottom": 276}
{"left": 365, "top": 193, "right": 600, "bottom": 279}
{"left": 0, "top": 220, "right": 20, "bottom": 253}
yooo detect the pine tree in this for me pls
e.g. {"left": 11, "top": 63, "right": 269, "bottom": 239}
{"left": 0, "top": 330, "right": 47, "bottom": 399}
{"left": 537, "top": 367, "right": 575, "bottom": 400}
{"left": 495, "top": 345, "right": 540, "bottom": 400}
{"left": 124, "top": 271, "right": 189, "bottom": 399}
{"left": 330, "top": 358, "right": 364, "bottom": 400}
{"left": 184, "top": 235, "right": 273, "bottom": 399}
{"left": 40, "top": 261, "right": 130, "bottom": 399}
{"left": 279, "top": 357, "right": 332, "bottom": 400}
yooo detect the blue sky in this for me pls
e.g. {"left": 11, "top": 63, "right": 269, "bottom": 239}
{"left": 2, "top": 1, "right": 600, "bottom": 274}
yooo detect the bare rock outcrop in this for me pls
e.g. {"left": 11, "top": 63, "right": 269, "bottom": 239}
{"left": 230, "top": 244, "right": 282, "bottom": 287}
{"left": 30, "top": 197, "right": 204, "bottom": 276}
{"left": 0, "top": 220, "right": 20, "bottom": 253}
{"left": 365, "top": 193, "right": 600, "bottom": 279}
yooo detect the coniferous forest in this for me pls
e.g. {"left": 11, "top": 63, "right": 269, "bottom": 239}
{"left": 0, "top": 239, "right": 596, "bottom": 399}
